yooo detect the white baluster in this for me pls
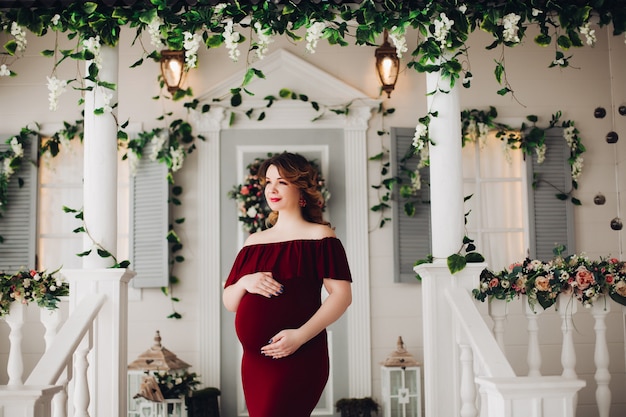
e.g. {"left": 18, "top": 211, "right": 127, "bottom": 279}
{"left": 557, "top": 296, "right": 577, "bottom": 379}
{"left": 5, "top": 302, "right": 26, "bottom": 385}
{"left": 459, "top": 343, "right": 478, "bottom": 417}
{"left": 73, "top": 335, "right": 93, "bottom": 417}
{"left": 591, "top": 300, "right": 611, "bottom": 417}
{"left": 488, "top": 299, "right": 507, "bottom": 353}
{"left": 523, "top": 296, "right": 543, "bottom": 376}
{"left": 41, "top": 306, "right": 67, "bottom": 417}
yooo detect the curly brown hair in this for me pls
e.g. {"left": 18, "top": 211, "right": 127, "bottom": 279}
{"left": 258, "top": 152, "right": 330, "bottom": 227}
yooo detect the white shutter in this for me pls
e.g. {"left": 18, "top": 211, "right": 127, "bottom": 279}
{"left": 0, "top": 135, "right": 38, "bottom": 272}
{"left": 129, "top": 141, "right": 169, "bottom": 288}
{"left": 526, "top": 128, "right": 576, "bottom": 260}
{"left": 391, "top": 127, "right": 432, "bottom": 283}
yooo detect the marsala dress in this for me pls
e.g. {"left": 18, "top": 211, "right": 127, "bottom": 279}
{"left": 224, "top": 237, "right": 352, "bottom": 417}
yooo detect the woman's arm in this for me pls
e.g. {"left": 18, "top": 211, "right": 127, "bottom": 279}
{"left": 223, "top": 271, "right": 284, "bottom": 312}
{"left": 260, "top": 278, "right": 352, "bottom": 358}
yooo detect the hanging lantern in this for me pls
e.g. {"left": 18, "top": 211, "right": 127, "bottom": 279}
{"left": 381, "top": 336, "right": 422, "bottom": 417}
{"left": 160, "top": 50, "right": 187, "bottom": 93}
{"left": 375, "top": 30, "right": 400, "bottom": 98}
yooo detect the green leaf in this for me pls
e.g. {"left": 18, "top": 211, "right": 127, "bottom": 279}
{"left": 447, "top": 253, "right": 467, "bottom": 274}
{"left": 557, "top": 35, "right": 572, "bottom": 50}
{"left": 230, "top": 92, "right": 242, "bottom": 107}
{"left": 534, "top": 33, "right": 552, "bottom": 46}
{"left": 97, "top": 249, "right": 112, "bottom": 258}
{"left": 278, "top": 88, "right": 291, "bottom": 98}
{"left": 465, "top": 252, "right": 485, "bottom": 263}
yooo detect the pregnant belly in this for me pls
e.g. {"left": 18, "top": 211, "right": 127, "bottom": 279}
{"left": 235, "top": 289, "right": 318, "bottom": 351}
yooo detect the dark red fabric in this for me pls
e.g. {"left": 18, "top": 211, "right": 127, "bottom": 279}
{"left": 225, "top": 237, "right": 352, "bottom": 417}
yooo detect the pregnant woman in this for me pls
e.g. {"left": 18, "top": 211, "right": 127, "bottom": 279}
{"left": 223, "top": 152, "right": 353, "bottom": 417}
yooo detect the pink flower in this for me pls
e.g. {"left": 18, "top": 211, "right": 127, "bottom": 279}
{"left": 240, "top": 187, "right": 250, "bottom": 195}
{"left": 575, "top": 266, "right": 595, "bottom": 290}
{"left": 610, "top": 258, "right": 619, "bottom": 264}
{"left": 606, "top": 274, "right": 614, "bottom": 284}
{"left": 489, "top": 278, "right": 499, "bottom": 288}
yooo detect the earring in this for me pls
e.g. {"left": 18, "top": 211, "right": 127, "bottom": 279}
{"left": 299, "top": 197, "right": 307, "bottom": 207}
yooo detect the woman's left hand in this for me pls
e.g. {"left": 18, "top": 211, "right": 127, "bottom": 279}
{"left": 260, "top": 329, "right": 305, "bottom": 359}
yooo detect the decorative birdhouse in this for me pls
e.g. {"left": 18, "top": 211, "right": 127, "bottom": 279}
{"left": 380, "top": 336, "right": 422, "bottom": 417}
{"left": 127, "top": 330, "right": 192, "bottom": 417}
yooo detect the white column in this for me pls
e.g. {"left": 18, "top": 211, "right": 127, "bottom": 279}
{"left": 417, "top": 65, "right": 470, "bottom": 417}
{"left": 426, "top": 71, "right": 465, "bottom": 258}
{"left": 82, "top": 45, "right": 119, "bottom": 269}
{"left": 344, "top": 106, "right": 373, "bottom": 397}
{"left": 190, "top": 107, "right": 225, "bottom": 388}
{"left": 591, "top": 301, "right": 611, "bottom": 417}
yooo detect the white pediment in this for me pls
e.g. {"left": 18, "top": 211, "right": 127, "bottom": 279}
{"left": 196, "top": 49, "right": 378, "bottom": 128}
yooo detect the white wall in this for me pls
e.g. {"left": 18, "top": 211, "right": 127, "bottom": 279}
{"left": 1, "top": 22, "right": 626, "bottom": 416}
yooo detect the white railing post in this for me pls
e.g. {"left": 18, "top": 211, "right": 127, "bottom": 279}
{"left": 523, "top": 297, "right": 543, "bottom": 377}
{"left": 63, "top": 268, "right": 134, "bottom": 417}
{"left": 5, "top": 302, "right": 26, "bottom": 385}
{"left": 557, "top": 296, "right": 578, "bottom": 379}
{"left": 591, "top": 299, "right": 611, "bottom": 417}
{"left": 40, "top": 306, "right": 68, "bottom": 417}
{"left": 488, "top": 299, "right": 507, "bottom": 353}
{"left": 416, "top": 263, "right": 485, "bottom": 417}
{"left": 458, "top": 342, "right": 478, "bottom": 417}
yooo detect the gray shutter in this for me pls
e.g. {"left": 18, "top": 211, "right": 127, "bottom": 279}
{"left": 129, "top": 141, "right": 169, "bottom": 288}
{"left": 0, "top": 135, "right": 38, "bottom": 272}
{"left": 391, "top": 127, "right": 431, "bottom": 283}
{"left": 526, "top": 128, "right": 575, "bottom": 260}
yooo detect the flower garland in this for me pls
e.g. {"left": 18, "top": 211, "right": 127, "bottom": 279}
{"left": 0, "top": 268, "right": 69, "bottom": 316}
{"left": 473, "top": 251, "right": 626, "bottom": 311}
{"left": 227, "top": 155, "right": 330, "bottom": 234}
{"left": 147, "top": 369, "right": 201, "bottom": 400}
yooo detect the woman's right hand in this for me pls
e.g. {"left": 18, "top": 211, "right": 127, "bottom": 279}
{"left": 239, "top": 271, "right": 284, "bottom": 298}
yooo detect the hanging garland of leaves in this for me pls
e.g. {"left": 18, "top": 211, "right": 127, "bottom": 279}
{"left": 227, "top": 153, "right": 330, "bottom": 234}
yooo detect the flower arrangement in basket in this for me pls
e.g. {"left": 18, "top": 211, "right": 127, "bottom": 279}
{"left": 227, "top": 154, "right": 330, "bottom": 234}
{"left": 135, "top": 369, "right": 201, "bottom": 401}
{"left": 0, "top": 268, "right": 69, "bottom": 316}
{"left": 473, "top": 249, "right": 626, "bottom": 311}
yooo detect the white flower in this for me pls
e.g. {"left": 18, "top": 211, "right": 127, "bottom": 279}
{"left": 169, "top": 146, "right": 185, "bottom": 172}
{"left": 148, "top": 16, "right": 165, "bottom": 50}
{"left": 247, "top": 206, "right": 257, "bottom": 218}
{"left": 412, "top": 122, "right": 428, "bottom": 149}
{"left": 502, "top": 13, "right": 521, "bottom": 43}
{"left": 552, "top": 57, "right": 565, "bottom": 66}
{"left": 82, "top": 36, "right": 102, "bottom": 70}
{"left": 571, "top": 156, "right": 583, "bottom": 180}
{"left": 579, "top": 23, "right": 596, "bottom": 46}
{"left": 183, "top": 31, "right": 202, "bottom": 69}
{"left": 223, "top": 19, "right": 241, "bottom": 62}
{"left": 254, "top": 22, "right": 274, "bottom": 60}
{"left": 150, "top": 132, "right": 168, "bottom": 160}
{"left": 535, "top": 143, "right": 546, "bottom": 164}
{"left": 10, "top": 137, "right": 23, "bottom": 158}
{"left": 51, "top": 14, "right": 61, "bottom": 26}
{"left": 98, "top": 86, "right": 114, "bottom": 114}
{"left": 458, "top": 5, "right": 467, "bottom": 14}
{"left": 411, "top": 168, "right": 422, "bottom": 191}
{"left": 389, "top": 26, "right": 408, "bottom": 59}
{"left": 128, "top": 150, "right": 140, "bottom": 176}
{"left": 462, "top": 72, "right": 472, "bottom": 85}
{"left": 563, "top": 125, "right": 576, "bottom": 148}
{"left": 432, "top": 13, "right": 454, "bottom": 48}
{"left": 11, "top": 22, "right": 27, "bottom": 53}
{"left": 3, "top": 158, "right": 14, "bottom": 177}
{"left": 417, "top": 145, "right": 429, "bottom": 169}
{"left": 305, "top": 21, "right": 326, "bottom": 54}
{"left": 49, "top": 285, "right": 57, "bottom": 292}
{"left": 532, "top": 8, "right": 543, "bottom": 17}
{"left": 23, "top": 278, "right": 31, "bottom": 288}
{"left": 46, "top": 75, "right": 68, "bottom": 111}
{"left": 0, "top": 64, "right": 10, "bottom": 77}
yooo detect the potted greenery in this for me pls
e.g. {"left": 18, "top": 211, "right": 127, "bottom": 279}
{"left": 335, "top": 397, "right": 380, "bottom": 417}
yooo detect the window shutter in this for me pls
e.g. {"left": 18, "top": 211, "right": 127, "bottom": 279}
{"left": 391, "top": 128, "right": 432, "bottom": 283}
{"left": 0, "top": 135, "right": 38, "bottom": 272}
{"left": 129, "top": 141, "right": 169, "bottom": 288}
{"left": 526, "top": 128, "right": 575, "bottom": 260}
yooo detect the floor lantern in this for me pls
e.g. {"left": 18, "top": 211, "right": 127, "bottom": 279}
{"left": 128, "top": 330, "right": 193, "bottom": 417}
{"left": 381, "top": 336, "right": 422, "bottom": 417}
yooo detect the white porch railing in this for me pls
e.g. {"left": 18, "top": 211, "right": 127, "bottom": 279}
{"left": 0, "top": 268, "right": 134, "bottom": 417}
{"left": 416, "top": 262, "right": 591, "bottom": 417}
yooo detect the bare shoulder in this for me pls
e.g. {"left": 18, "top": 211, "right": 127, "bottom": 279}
{"left": 243, "top": 229, "right": 272, "bottom": 246}
{"left": 308, "top": 223, "right": 336, "bottom": 240}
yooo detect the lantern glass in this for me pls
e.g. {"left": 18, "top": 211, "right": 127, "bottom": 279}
{"left": 381, "top": 366, "right": 422, "bottom": 417}
{"left": 160, "top": 50, "right": 186, "bottom": 93}
{"left": 375, "top": 30, "right": 400, "bottom": 98}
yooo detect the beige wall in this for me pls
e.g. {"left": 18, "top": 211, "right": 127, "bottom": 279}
{"left": 1, "top": 22, "right": 626, "bottom": 416}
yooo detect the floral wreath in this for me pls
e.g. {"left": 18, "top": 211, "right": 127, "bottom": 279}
{"left": 228, "top": 154, "right": 330, "bottom": 234}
